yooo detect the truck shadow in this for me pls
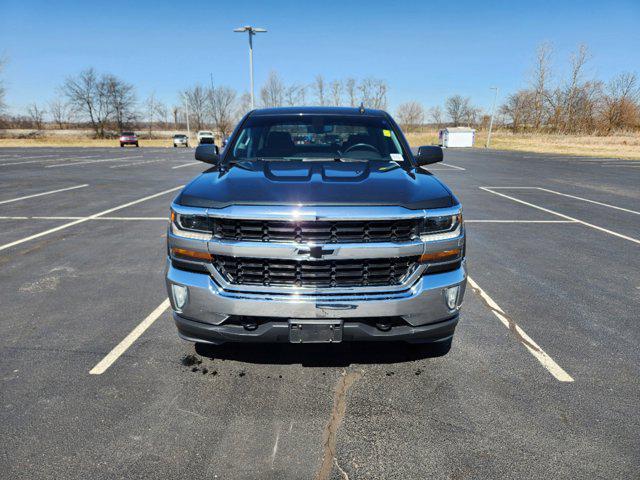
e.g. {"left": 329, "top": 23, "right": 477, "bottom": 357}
{"left": 194, "top": 341, "right": 449, "bottom": 367}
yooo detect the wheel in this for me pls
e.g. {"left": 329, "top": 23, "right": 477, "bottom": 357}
{"left": 135, "top": 142, "right": 139, "bottom": 147}
{"left": 173, "top": 144, "right": 177, "bottom": 148}
{"left": 120, "top": 143, "right": 124, "bottom": 148}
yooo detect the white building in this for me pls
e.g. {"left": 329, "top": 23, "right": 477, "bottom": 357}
{"left": 438, "top": 127, "right": 476, "bottom": 148}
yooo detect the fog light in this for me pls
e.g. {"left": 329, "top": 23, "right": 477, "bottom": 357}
{"left": 444, "top": 286, "right": 460, "bottom": 310}
{"left": 171, "top": 284, "right": 188, "bottom": 310}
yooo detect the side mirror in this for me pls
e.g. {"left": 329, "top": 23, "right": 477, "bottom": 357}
{"left": 414, "top": 145, "right": 443, "bottom": 166}
{"left": 195, "top": 144, "right": 220, "bottom": 165}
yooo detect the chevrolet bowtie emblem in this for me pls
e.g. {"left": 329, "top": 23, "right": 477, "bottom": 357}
{"left": 297, "top": 245, "right": 335, "bottom": 259}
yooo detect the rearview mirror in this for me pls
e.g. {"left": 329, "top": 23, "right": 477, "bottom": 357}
{"left": 195, "top": 144, "right": 220, "bottom": 165}
{"left": 415, "top": 145, "right": 443, "bottom": 166}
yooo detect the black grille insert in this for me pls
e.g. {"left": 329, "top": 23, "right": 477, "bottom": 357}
{"left": 214, "top": 256, "right": 419, "bottom": 288}
{"left": 211, "top": 218, "right": 419, "bottom": 243}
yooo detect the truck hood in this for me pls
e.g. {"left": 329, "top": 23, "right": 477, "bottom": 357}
{"left": 177, "top": 160, "right": 455, "bottom": 210}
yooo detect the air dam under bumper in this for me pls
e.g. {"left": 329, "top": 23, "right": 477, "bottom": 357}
{"left": 165, "top": 260, "right": 466, "bottom": 344}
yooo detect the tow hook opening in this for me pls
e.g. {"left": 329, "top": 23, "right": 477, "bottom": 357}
{"left": 376, "top": 321, "right": 392, "bottom": 331}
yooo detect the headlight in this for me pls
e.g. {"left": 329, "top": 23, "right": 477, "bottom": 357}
{"left": 419, "top": 212, "right": 462, "bottom": 242}
{"left": 170, "top": 209, "right": 212, "bottom": 240}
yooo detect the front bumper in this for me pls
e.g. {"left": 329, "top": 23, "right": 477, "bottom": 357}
{"left": 174, "top": 312, "right": 458, "bottom": 344}
{"left": 165, "top": 259, "right": 466, "bottom": 343}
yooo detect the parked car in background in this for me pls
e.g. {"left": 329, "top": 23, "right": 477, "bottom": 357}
{"left": 197, "top": 130, "right": 215, "bottom": 145}
{"left": 173, "top": 134, "right": 189, "bottom": 148}
{"left": 119, "top": 132, "right": 139, "bottom": 147}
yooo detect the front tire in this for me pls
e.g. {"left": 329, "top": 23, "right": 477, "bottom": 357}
{"left": 120, "top": 143, "right": 124, "bottom": 148}
{"left": 135, "top": 142, "right": 139, "bottom": 147}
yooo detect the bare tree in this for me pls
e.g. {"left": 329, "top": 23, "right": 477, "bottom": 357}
{"left": 145, "top": 93, "right": 160, "bottom": 137}
{"left": 500, "top": 90, "right": 534, "bottom": 132}
{"left": 601, "top": 72, "right": 640, "bottom": 132}
{"left": 345, "top": 78, "right": 357, "bottom": 107}
{"left": 359, "top": 78, "right": 388, "bottom": 109}
{"left": 27, "top": 103, "right": 46, "bottom": 130}
{"left": 0, "top": 57, "right": 6, "bottom": 116}
{"left": 284, "top": 84, "right": 305, "bottom": 106}
{"left": 330, "top": 80, "right": 342, "bottom": 106}
{"left": 172, "top": 105, "right": 181, "bottom": 127}
{"left": 183, "top": 84, "right": 208, "bottom": 131}
{"left": 105, "top": 75, "right": 136, "bottom": 131}
{"left": 48, "top": 100, "right": 70, "bottom": 129}
{"left": 237, "top": 92, "right": 252, "bottom": 117}
{"left": 396, "top": 101, "right": 424, "bottom": 131}
{"left": 530, "top": 42, "right": 553, "bottom": 129}
{"left": 313, "top": 75, "right": 326, "bottom": 106}
{"left": 209, "top": 86, "right": 237, "bottom": 139}
{"left": 563, "top": 44, "right": 591, "bottom": 132}
{"left": 445, "top": 95, "right": 471, "bottom": 126}
{"left": 370, "top": 79, "right": 388, "bottom": 109}
{"left": 260, "top": 71, "right": 285, "bottom": 107}
{"left": 428, "top": 106, "right": 444, "bottom": 128}
{"left": 62, "top": 68, "right": 114, "bottom": 137}
{"left": 463, "top": 105, "right": 482, "bottom": 126}
{"left": 154, "top": 101, "right": 168, "bottom": 129}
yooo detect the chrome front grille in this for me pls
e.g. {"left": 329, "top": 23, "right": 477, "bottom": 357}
{"left": 213, "top": 255, "right": 419, "bottom": 288}
{"left": 211, "top": 218, "right": 419, "bottom": 243}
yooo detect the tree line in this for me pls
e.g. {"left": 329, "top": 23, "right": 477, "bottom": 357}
{"left": 500, "top": 43, "right": 639, "bottom": 134}
{"left": 0, "top": 66, "right": 390, "bottom": 139}
{"left": 0, "top": 43, "right": 638, "bottom": 137}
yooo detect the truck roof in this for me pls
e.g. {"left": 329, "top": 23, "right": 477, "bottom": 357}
{"left": 250, "top": 106, "right": 388, "bottom": 117}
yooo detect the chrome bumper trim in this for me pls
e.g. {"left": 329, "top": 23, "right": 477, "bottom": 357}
{"left": 166, "top": 259, "right": 467, "bottom": 327}
{"left": 171, "top": 202, "right": 461, "bottom": 221}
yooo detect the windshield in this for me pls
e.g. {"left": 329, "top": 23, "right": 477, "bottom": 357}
{"left": 122, "top": 132, "right": 135, "bottom": 136}
{"left": 228, "top": 114, "right": 406, "bottom": 162}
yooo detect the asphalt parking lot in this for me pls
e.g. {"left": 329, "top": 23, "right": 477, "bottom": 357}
{"left": 1, "top": 146, "right": 638, "bottom": 479}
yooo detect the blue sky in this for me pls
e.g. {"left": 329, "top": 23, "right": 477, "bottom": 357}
{"left": 1, "top": 0, "right": 638, "bottom": 116}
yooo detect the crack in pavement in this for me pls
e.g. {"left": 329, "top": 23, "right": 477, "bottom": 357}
{"left": 315, "top": 369, "right": 363, "bottom": 480}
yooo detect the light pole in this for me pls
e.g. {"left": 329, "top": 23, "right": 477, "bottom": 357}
{"left": 234, "top": 25, "right": 267, "bottom": 110}
{"left": 486, "top": 86, "right": 498, "bottom": 148}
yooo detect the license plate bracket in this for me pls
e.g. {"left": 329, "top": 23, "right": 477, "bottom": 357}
{"left": 288, "top": 319, "right": 343, "bottom": 343}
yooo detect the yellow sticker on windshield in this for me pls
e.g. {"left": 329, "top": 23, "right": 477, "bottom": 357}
{"left": 383, "top": 129, "right": 391, "bottom": 137}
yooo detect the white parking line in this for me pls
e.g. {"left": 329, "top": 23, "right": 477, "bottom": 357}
{"left": 89, "top": 299, "right": 171, "bottom": 375}
{"left": 0, "top": 216, "right": 168, "bottom": 220}
{"left": 0, "top": 155, "right": 101, "bottom": 167}
{"left": 505, "top": 187, "right": 640, "bottom": 215}
{"left": 599, "top": 163, "right": 640, "bottom": 167}
{"left": 480, "top": 187, "right": 640, "bottom": 245}
{"left": 46, "top": 156, "right": 144, "bottom": 168}
{"left": 172, "top": 162, "right": 201, "bottom": 169}
{"left": 0, "top": 184, "right": 88, "bottom": 205}
{"left": 110, "top": 158, "right": 168, "bottom": 168}
{"left": 465, "top": 220, "right": 577, "bottom": 223}
{"left": 0, "top": 185, "right": 183, "bottom": 252}
{"left": 467, "top": 276, "right": 574, "bottom": 382}
{"left": 440, "top": 162, "right": 466, "bottom": 171}
{"left": 5, "top": 154, "right": 59, "bottom": 160}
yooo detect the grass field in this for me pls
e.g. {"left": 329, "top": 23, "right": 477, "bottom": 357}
{"left": 1, "top": 128, "right": 639, "bottom": 159}
{"left": 404, "top": 130, "right": 640, "bottom": 159}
